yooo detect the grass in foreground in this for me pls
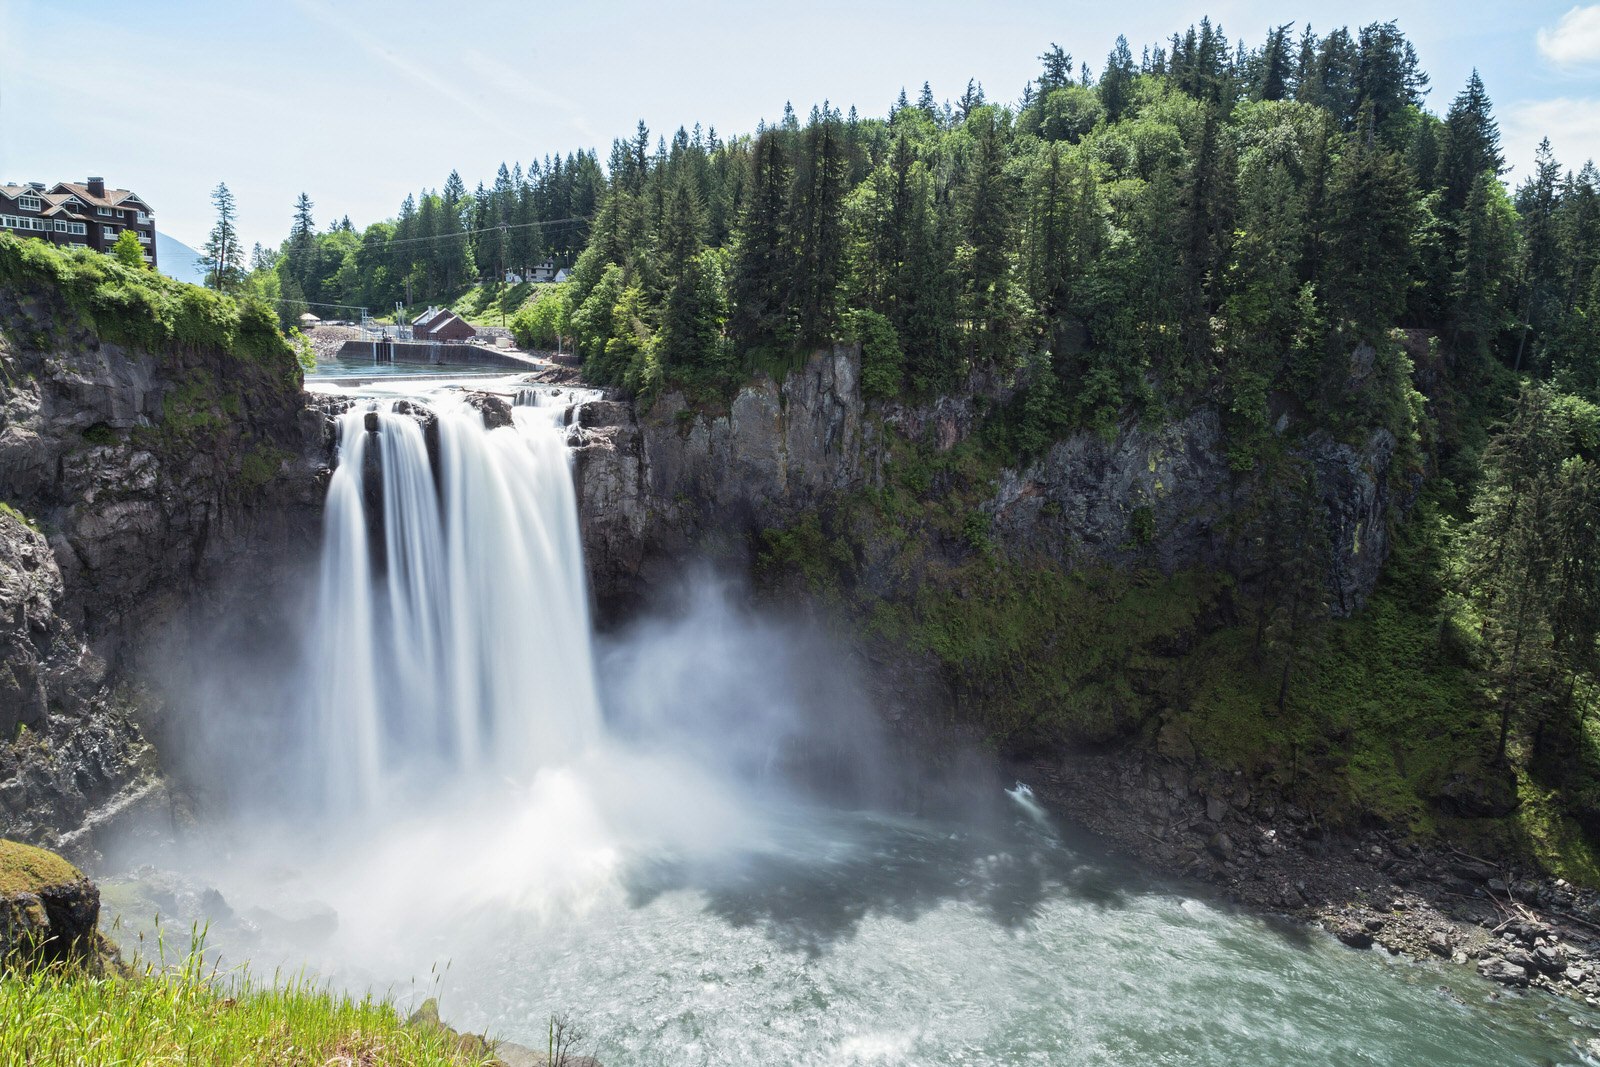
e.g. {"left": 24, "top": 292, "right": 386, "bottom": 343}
{"left": 0, "top": 936, "right": 497, "bottom": 1067}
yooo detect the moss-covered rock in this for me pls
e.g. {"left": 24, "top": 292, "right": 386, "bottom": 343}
{"left": 0, "top": 839, "right": 103, "bottom": 969}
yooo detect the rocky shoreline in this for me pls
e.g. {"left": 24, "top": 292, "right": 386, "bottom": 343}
{"left": 1026, "top": 749, "right": 1600, "bottom": 1011}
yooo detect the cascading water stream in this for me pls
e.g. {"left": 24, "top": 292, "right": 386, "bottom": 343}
{"left": 309, "top": 387, "right": 601, "bottom": 810}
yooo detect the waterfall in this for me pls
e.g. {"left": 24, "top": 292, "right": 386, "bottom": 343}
{"left": 310, "top": 388, "right": 601, "bottom": 811}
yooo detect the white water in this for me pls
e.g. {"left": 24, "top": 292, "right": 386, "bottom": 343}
{"left": 310, "top": 384, "right": 601, "bottom": 809}
{"left": 111, "top": 374, "right": 1600, "bottom": 1065}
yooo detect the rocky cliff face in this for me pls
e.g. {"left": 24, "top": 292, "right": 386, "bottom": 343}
{"left": 0, "top": 288, "right": 326, "bottom": 662}
{"left": 0, "top": 281, "right": 326, "bottom": 857}
{"left": 573, "top": 345, "right": 872, "bottom": 611}
{"left": 573, "top": 346, "right": 1407, "bottom": 620}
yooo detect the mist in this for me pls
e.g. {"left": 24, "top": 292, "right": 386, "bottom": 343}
{"left": 104, "top": 381, "right": 1010, "bottom": 1017}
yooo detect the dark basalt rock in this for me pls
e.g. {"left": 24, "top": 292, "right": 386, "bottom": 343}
{"left": 1478, "top": 956, "right": 1530, "bottom": 986}
{"left": 1336, "top": 923, "right": 1374, "bottom": 949}
{"left": 465, "top": 392, "right": 513, "bottom": 430}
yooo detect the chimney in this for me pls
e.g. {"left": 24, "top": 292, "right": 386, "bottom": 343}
{"left": 87, "top": 177, "right": 105, "bottom": 198}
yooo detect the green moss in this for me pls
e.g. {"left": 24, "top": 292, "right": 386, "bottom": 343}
{"left": 0, "top": 840, "right": 82, "bottom": 897}
{"left": 238, "top": 446, "right": 291, "bottom": 491}
{"left": 0, "top": 501, "right": 37, "bottom": 532}
{"left": 1511, "top": 767, "right": 1600, "bottom": 885}
{"left": 0, "top": 234, "right": 296, "bottom": 373}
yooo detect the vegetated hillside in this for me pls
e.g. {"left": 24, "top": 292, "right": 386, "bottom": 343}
{"left": 547, "top": 20, "right": 1600, "bottom": 880}
{"left": 258, "top": 19, "right": 1600, "bottom": 875}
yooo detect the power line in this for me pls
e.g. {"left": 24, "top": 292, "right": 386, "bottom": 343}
{"left": 384, "top": 214, "right": 593, "bottom": 249}
{"left": 268, "top": 298, "right": 371, "bottom": 312}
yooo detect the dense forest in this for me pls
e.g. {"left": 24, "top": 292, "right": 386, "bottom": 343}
{"left": 241, "top": 151, "right": 606, "bottom": 320}
{"left": 251, "top": 19, "right": 1600, "bottom": 866}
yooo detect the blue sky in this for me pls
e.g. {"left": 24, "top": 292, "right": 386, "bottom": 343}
{"left": 1, "top": 0, "right": 1598, "bottom": 253}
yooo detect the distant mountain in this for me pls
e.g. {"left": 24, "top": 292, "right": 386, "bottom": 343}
{"left": 156, "top": 232, "right": 208, "bottom": 285}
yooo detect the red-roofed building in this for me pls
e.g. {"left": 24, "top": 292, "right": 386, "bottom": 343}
{"left": 410, "top": 307, "right": 476, "bottom": 342}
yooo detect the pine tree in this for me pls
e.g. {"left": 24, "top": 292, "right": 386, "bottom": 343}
{"left": 1440, "top": 70, "right": 1503, "bottom": 215}
{"left": 959, "top": 106, "right": 1020, "bottom": 364}
{"left": 1099, "top": 36, "right": 1137, "bottom": 121}
{"left": 1463, "top": 385, "right": 1573, "bottom": 760}
{"left": 1251, "top": 23, "right": 1294, "bottom": 102}
{"left": 1356, "top": 21, "right": 1427, "bottom": 145}
{"left": 1450, "top": 170, "right": 1520, "bottom": 351}
{"left": 203, "top": 182, "right": 244, "bottom": 292}
{"left": 729, "top": 126, "right": 795, "bottom": 349}
{"left": 443, "top": 170, "right": 466, "bottom": 207}
{"left": 1515, "top": 138, "right": 1565, "bottom": 371}
{"left": 791, "top": 105, "right": 850, "bottom": 344}
{"left": 292, "top": 192, "right": 316, "bottom": 243}
{"left": 1318, "top": 124, "right": 1415, "bottom": 337}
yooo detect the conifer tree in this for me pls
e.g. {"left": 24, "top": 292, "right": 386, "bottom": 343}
{"left": 1099, "top": 36, "right": 1137, "bottom": 120}
{"left": 1440, "top": 70, "right": 1503, "bottom": 215}
{"left": 729, "top": 126, "right": 795, "bottom": 349}
{"left": 203, "top": 182, "right": 244, "bottom": 292}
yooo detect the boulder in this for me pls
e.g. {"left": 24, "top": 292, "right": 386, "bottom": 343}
{"left": 1477, "top": 956, "right": 1530, "bottom": 986}
{"left": 465, "top": 392, "right": 514, "bottom": 430}
{"left": 0, "top": 839, "right": 102, "bottom": 968}
{"left": 1336, "top": 923, "right": 1374, "bottom": 949}
{"left": 1532, "top": 944, "right": 1568, "bottom": 975}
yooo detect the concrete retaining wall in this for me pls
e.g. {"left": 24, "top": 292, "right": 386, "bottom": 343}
{"left": 334, "top": 339, "right": 543, "bottom": 371}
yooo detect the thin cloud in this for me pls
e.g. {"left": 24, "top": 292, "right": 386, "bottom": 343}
{"left": 461, "top": 48, "right": 603, "bottom": 145}
{"left": 288, "top": 0, "right": 506, "bottom": 133}
{"left": 1538, "top": 5, "right": 1600, "bottom": 67}
{"left": 1503, "top": 97, "right": 1600, "bottom": 178}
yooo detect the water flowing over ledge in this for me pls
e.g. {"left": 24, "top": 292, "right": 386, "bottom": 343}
{"left": 310, "top": 381, "right": 603, "bottom": 809}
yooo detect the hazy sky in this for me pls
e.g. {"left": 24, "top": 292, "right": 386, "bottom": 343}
{"left": 2, "top": 0, "right": 1598, "bottom": 253}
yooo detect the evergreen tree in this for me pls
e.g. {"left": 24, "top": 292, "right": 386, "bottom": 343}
{"left": 729, "top": 126, "right": 795, "bottom": 348}
{"left": 1251, "top": 23, "right": 1294, "bottom": 102}
{"left": 1318, "top": 125, "right": 1415, "bottom": 337}
{"left": 790, "top": 105, "right": 850, "bottom": 344}
{"left": 1440, "top": 70, "right": 1503, "bottom": 214}
{"left": 203, "top": 182, "right": 244, "bottom": 292}
{"left": 1099, "top": 36, "right": 1137, "bottom": 121}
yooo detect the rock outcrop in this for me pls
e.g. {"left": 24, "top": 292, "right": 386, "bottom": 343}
{"left": 572, "top": 345, "right": 1408, "bottom": 620}
{"left": 0, "top": 838, "right": 103, "bottom": 968}
{"left": 0, "top": 275, "right": 327, "bottom": 853}
{"left": 0, "top": 287, "right": 326, "bottom": 663}
{"left": 0, "top": 508, "right": 160, "bottom": 855}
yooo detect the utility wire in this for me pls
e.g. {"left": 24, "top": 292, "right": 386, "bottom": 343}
{"left": 383, "top": 214, "right": 593, "bottom": 249}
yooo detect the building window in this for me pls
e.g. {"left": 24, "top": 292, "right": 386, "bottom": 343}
{"left": 54, "top": 221, "right": 87, "bottom": 235}
{"left": 102, "top": 226, "right": 118, "bottom": 239}
{"left": 97, "top": 207, "right": 112, "bottom": 217}
{"left": 2, "top": 215, "right": 47, "bottom": 231}
{"left": 17, "top": 196, "right": 42, "bottom": 211}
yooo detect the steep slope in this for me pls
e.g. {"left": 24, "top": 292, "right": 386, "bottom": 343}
{"left": 0, "top": 237, "right": 326, "bottom": 856}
